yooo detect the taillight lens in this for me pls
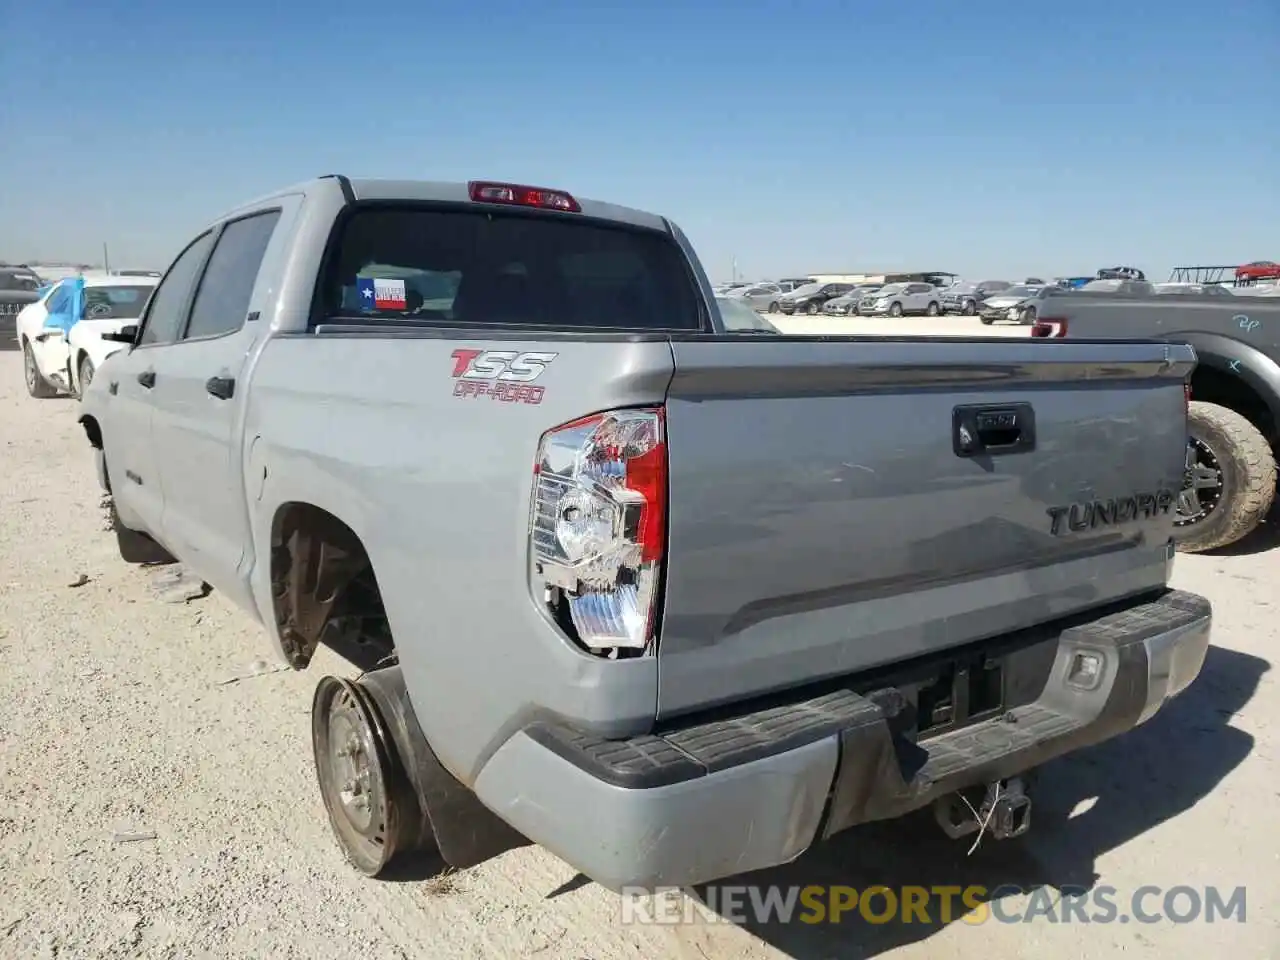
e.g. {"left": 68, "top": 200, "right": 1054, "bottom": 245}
{"left": 469, "top": 180, "right": 581, "bottom": 213}
{"left": 1030, "top": 318, "right": 1068, "bottom": 338}
{"left": 529, "top": 408, "right": 666, "bottom": 655}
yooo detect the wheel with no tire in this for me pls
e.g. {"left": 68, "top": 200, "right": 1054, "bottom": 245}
{"left": 313, "top": 675, "right": 426, "bottom": 876}
{"left": 1175, "top": 401, "right": 1277, "bottom": 553}
{"left": 22, "top": 340, "right": 58, "bottom": 398}
{"left": 889, "top": 302, "right": 903, "bottom": 318}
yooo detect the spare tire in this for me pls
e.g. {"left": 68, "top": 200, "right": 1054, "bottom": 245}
{"left": 1175, "top": 401, "right": 1276, "bottom": 553}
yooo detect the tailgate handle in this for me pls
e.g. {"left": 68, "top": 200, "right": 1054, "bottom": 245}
{"left": 953, "top": 403, "right": 1036, "bottom": 457}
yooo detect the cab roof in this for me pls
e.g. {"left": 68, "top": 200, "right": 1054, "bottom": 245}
{"left": 221, "top": 175, "right": 671, "bottom": 233}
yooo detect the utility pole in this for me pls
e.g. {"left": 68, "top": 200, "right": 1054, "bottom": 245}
{"left": 102, "top": 242, "right": 110, "bottom": 273}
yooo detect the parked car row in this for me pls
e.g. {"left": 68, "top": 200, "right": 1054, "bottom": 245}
{"left": 713, "top": 279, "right": 815, "bottom": 311}
{"left": 717, "top": 262, "right": 1280, "bottom": 326}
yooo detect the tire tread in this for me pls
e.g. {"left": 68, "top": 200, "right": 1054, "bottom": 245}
{"left": 1177, "top": 401, "right": 1277, "bottom": 552}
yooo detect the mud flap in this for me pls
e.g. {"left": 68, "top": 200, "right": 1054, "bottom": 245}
{"left": 357, "top": 666, "right": 530, "bottom": 869}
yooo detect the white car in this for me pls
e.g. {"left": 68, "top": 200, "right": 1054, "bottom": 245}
{"left": 725, "top": 282, "right": 782, "bottom": 311}
{"left": 18, "top": 275, "right": 157, "bottom": 399}
{"left": 856, "top": 281, "right": 943, "bottom": 317}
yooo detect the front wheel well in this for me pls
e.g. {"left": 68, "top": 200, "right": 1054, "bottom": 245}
{"left": 270, "top": 502, "right": 394, "bottom": 671}
{"left": 1189, "top": 367, "right": 1276, "bottom": 446}
{"left": 79, "top": 414, "right": 103, "bottom": 449}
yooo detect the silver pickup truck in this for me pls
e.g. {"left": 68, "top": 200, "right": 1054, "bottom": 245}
{"left": 1029, "top": 288, "right": 1280, "bottom": 552}
{"left": 78, "top": 176, "right": 1211, "bottom": 893}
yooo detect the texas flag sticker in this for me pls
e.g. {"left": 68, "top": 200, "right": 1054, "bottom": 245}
{"left": 356, "top": 277, "right": 408, "bottom": 311}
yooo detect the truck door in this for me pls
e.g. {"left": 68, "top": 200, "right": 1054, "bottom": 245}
{"left": 105, "top": 231, "right": 218, "bottom": 536}
{"left": 148, "top": 205, "right": 288, "bottom": 609}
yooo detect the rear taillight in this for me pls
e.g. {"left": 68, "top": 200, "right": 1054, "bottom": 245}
{"left": 529, "top": 408, "right": 665, "bottom": 656}
{"left": 1030, "top": 318, "right": 1068, "bottom": 338}
{"left": 469, "top": 180, "right": 581, "bottom": 213}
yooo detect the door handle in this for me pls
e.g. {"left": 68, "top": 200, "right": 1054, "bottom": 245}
{"left": 206, "top": 375, "right": 235, "bottom": 400}
{"left": 137, "top": 370, "right": 156, "bottom": 389}
{"left": 953, "top": 403, "right": 1037, "bottom": 458}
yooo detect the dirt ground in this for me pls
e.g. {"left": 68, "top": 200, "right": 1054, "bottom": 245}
{"left": 1, "top": 338, "right": 1277, "bottom": 960}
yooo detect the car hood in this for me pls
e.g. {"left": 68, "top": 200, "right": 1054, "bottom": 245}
{"left": 984, "top": 296, "right": 1026, "bottom": 307}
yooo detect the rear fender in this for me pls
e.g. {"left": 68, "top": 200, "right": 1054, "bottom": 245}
{"left": 1172, "top": 331, "right": 1280, "bottom": 428}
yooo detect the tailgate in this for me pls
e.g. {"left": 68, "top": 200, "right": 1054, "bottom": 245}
{"left": 656, "top": 337, "right": 1194, "bottom": 719}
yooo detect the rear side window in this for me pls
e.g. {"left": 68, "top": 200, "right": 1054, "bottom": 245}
{"left": 184, "top": 210, "right": 281, "bottom": 340}
{"left": 82, "top": 285, "right": 154, "bottom": 320}
{"left": 319, "top": 207, "right": 703, "bottom": 331}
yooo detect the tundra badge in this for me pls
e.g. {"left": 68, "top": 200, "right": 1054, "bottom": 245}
{"left": 1047, "top": 490, "right": 1177, "bottom": 536}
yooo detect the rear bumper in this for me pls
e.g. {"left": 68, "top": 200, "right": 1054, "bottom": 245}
{"left": 473, "top": 589, "right": 1210, "bottom": 892}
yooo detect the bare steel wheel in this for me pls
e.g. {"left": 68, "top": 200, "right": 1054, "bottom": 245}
{"left": 312, "top": 675, "right": 417, "bottom": 876}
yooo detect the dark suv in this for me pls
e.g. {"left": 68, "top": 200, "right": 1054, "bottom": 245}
{"left": 940, "top": 280, "right": 1012, "bottom": 315}
{"left": 776, "top": 281, "right": 856, "bottom": 316}
{"left": 1, "top": 266, "right": 44, "bottom": 341}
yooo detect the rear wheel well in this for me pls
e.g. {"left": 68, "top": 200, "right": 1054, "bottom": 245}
{"left": 1189, "top": 367, "right": 1276, "bottom": 446}
{"left": 270, "top": 503, "right": 394, "bottom": 670}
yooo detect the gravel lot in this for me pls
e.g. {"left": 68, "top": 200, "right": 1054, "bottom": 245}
{"left": 1, "top": 334, "right": 1276, "bottom": 960}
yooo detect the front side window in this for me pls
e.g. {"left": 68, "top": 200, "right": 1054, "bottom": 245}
{"left": 139, "top": 232, "right": 215, "bottom": 346}
{"left": 320, "top": 207, "right": 702, "bottom": 331}
{"left": 46, "top": 284, "right": 71, "bottom": 314}
{"left": 184, "top": 211, "right": 281, "bottom": 340}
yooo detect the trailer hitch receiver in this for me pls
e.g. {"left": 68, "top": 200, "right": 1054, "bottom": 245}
{"left": 934, "top": 776, "right": 1032, "bottom": 841}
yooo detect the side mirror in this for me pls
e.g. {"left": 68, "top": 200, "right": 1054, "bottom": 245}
{"left": 102, "top": 325, "right": 138, "bottom": 344}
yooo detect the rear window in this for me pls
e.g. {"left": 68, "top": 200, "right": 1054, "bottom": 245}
{"left": 319, "top": 207, "right": 703, "bottom": 331}
{"left": 82, "top": 285, "right": 154, "bottom": 320}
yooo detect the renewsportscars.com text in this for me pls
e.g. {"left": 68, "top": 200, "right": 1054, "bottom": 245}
{"left": 620, "top": 884, "right": 1247, "bottom": 926}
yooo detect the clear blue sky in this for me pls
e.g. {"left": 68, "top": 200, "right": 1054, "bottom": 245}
{"left": 3, "top": 0, "right": 1276, "bottom": 282}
